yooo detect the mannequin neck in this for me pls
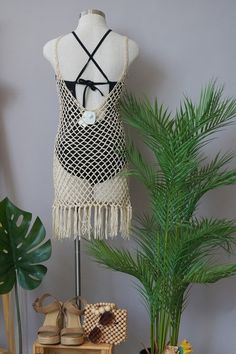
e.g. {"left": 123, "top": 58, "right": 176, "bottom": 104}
{"left": 77, "top": 13, "right": 108, "bottom": 29}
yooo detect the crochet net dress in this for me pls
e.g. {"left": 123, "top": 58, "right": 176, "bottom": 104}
{"left": 52, "top": 30, "right": 132, "bottom": 240}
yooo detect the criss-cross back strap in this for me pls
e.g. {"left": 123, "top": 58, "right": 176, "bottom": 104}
{"left": 71, "top": 29, "right": 112, "bottom": 83}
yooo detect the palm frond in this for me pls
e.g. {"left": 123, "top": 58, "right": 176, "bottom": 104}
{"left": 87, "top": 240, "right": 155, "bottom": 295}
{"left": 184, "top": 263, "right": 236, "bottom": 283}
{"left": 87, "top": 240, "right": 137, "bottom": 277}
{"left": 125, "top": 142, "right": 156, "bottom": 191}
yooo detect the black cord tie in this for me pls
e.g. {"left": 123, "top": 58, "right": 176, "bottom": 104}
{"left": 77, "top": 78, "right": 104, "bottom": 107}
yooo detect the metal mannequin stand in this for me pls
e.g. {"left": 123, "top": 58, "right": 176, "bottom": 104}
{"left": 74, "top": 239, "right": 81, "bottom": 299}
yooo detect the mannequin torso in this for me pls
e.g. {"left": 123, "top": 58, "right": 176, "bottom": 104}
{"left": 43, "top": 11, "right": 139, "bottom": 110}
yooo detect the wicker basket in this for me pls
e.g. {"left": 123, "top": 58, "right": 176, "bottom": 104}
{"left": 83, "top": 302, "right": 128, "bottom": 345}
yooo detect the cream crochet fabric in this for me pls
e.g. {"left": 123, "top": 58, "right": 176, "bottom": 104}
{"left": 52, "top": 33, "right": 132, "bottom": 240}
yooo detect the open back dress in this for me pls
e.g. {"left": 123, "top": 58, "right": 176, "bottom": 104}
{"left": 52, "top": 29, "right": 132, "bottom": 240}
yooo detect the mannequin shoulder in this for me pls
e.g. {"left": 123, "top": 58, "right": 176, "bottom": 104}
{"left": 127, "top": 37, "right": 139, "bottom": 65}
{"left": 43, "top": 34, "right": 71, "bottom": 69}
{"left": 43, "top": 38, "right": 56, "bottom": 60}
{"left": 43, "top": 37, "right": 59, "bottom": 69}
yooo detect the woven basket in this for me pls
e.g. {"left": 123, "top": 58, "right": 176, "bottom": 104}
{"left": 83, "top": 302, "right": 127, "bottom": 345}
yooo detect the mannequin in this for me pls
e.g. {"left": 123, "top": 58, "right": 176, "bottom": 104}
{"left": 44, "top": 9, "right": 139, "bottom": 299}
{"left": 43, "top": 10, "right": 139, "bottom": 110}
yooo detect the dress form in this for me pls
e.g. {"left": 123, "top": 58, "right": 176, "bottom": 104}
{"left": 44, "top": 10, "right": 139, "bottom": 299}
{"left": 43, "top": 10, "right": 139, "bottom": 110}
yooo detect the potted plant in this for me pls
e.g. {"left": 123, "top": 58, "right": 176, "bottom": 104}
{"left": 0, "top": 197, "right": 52, "bottom": 354}
{"left": 88, "top": 81, "right": 236, "bottom": 354}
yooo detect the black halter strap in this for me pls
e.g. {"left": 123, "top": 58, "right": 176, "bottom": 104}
{"left": 71, "top": 30, "right": 114, "bottom": 107}
{"left": 72, "top": 29, "right": 112, "bottom": 83}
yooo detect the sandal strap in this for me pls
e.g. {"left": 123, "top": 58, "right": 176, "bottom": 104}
{"left": 63, "top": 296, "right": 87, "bottom": 315}
{"left": 63, "top": 302, "right": 83, "bottom": 315}
{"left": 38, "top": 325, "right": 60, "bottom": 335}
{"left": 65, "top": 296, "right": 87, "bottom": 307}
{"left": 61, "top": 327, "right": 84, "bottom": 336}
{"left": 33, "top": 293, "right": 61, "bottom": 314}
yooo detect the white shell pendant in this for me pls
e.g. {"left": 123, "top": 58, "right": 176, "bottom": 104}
{"left": 79, "top": 110, "right": 96, "bottom": 127}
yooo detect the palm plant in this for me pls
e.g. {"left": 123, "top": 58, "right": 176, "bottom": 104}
{"left": 88, "top": 82, "right": 236, "bottom": 354}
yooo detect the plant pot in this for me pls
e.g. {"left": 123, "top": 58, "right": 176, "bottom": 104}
{"left": 140, "top": 346, "right": 180, "bottom": 354}
{"left": 140, "top": 348, "right": 151, "bottom": 354}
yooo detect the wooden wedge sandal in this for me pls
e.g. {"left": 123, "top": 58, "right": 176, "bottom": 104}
{"left": 60, "top": 297, "right": 85, "bottom": 346}
{"left": 32, "top": 293, "right": 63, "bottom": 345}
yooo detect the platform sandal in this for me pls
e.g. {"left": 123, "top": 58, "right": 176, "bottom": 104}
{"left": 60, "top": 297, "right": 85, "bottom": 346}
{"left": 32, "top": 293, "right": 63, "bottom": 345}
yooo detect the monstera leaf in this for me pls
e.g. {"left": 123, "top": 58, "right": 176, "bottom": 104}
{"left": 0, "top": 197, "right": 52, "bottom": 294}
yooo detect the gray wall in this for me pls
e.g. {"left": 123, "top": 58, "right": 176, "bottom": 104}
{"left": 1, "top": 1, "right": 236, "bottom": 353}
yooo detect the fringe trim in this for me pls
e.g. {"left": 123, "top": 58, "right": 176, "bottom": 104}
{"left": 52, "top": 204, "right": 132, "bottom": 240}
